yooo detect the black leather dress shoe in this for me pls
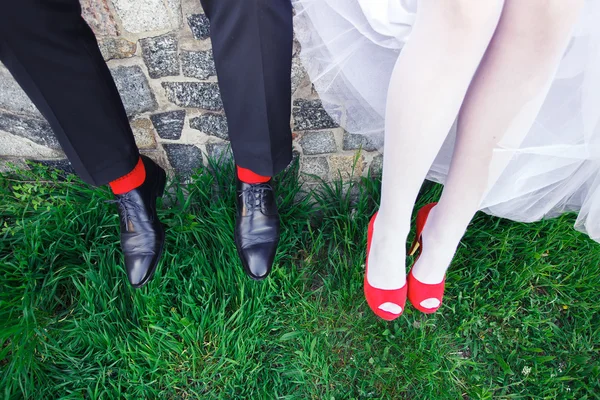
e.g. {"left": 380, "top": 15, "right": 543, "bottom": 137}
{"left": 110, "top": 155, "right": 166, "bottom": 288}
{"left": 235, "top": 178, "right": 280, "bottom": 280}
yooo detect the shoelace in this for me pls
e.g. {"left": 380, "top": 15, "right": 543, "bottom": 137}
{"left": 239, "top": 183, "right": 273, "bottom": 211}
{"left": 107, "top": 193, "right": 143, "bottom": 226}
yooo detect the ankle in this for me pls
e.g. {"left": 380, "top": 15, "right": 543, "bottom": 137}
{"left": 237, "top": 165, "right": 271, "bottom": 184}
{"left": 420, "top": 207, "right": 467, "bottom": 246}
{"left": 109, "top": 157, "right": 146, "bottom": 195}
{"left": 375, "top": 209, "right": 411, "bottom": 237}
{"left": 411, "top": 226, "right": 458, "bottom": 284}
{"left": 419, "top": 226, "right": 462, "bottom": 255}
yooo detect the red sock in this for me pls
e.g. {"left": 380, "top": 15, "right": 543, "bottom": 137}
{"left": 237, "top": 165, "right": 271, "bottom": 184}
{"left": 109, "top": 157, "right": 146, "bottom": 195}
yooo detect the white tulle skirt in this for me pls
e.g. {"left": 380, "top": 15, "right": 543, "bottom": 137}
{"left": 293, "top": 0, "right": 600, "bottom": 242}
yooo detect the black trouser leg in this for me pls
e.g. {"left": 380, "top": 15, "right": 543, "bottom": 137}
{"left": 0, "top": 0, "right": 139, "bottom": 186}
{"left": 199, "top": 0, "right": 294, "bottom": 176}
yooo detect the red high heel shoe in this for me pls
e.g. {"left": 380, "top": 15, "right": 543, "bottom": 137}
{"left": 364, "top": 213, "right": 407, "bottom": 321}
{"left": 407, "top": 203, "right": 446, "bottom": 314}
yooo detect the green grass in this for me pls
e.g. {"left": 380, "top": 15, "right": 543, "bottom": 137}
{"left": 1, "top": 159, "right": 599, "bottom": 399}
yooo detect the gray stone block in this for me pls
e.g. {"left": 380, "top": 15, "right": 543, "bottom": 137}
{"left": 189, "top": 113, "right": 228, "bottom": 140}
{"left": 291, "top": 56, "right": 308, "bottom": 94}
{"left": 112, "top": 0, "right": 181, "bottom": 33}
{"left": 300, "top": 156, "right": 329, "bottom": 181}
{"left": 342, "top": 132, "right": 379, "bottom": 152}
{"left": 0, "top": 67, "right": 42, "bottom": 117}
{"left": 0, "top": 112, "right": 58, "bottom": 149}
{"left": 162, "top": 82, "right": 222, "bottom": 110}
{"left": 187, "top": 14, "right": 210, "bottom": 40}
{"left": 35, "top": 159, "right": 76, "bottom": 177}
{"left": 81, "top": 0, "right": 119, "bottom": 36}
{"left": 98, "top": 38, "right": 137, "bottom": 61}
{"left": 140, "top": 34, "right": 180, "bottom": 79}
{"left": 206, "top": 143, "right": 233, "bottom": 165}
{"left": 0, "top": 131, "right": 62, "bottom": 158}
{"left": 293, "top": 99, "right": 339, "bottom": 131}
{"left": 181, "top": 50, "right": 216, "bottom": 80}
{"left": 370, "top": 154, "right": 383, "bottom": 177}
{"left": 0, "top": 159, "right": 28, "bottom": 174}
{"left": 283, "top": 150, "right": 301, "bottom": 175}
{"left": 166, "top": 0, "right": 183, "bottom": 28}
{"left": 329, "top": 154, "right": 364, "bottom": 179}
{"left": 164, "top": 143, "right": 203, "bottom": 179}
{"left": 130, "top": 118, "right": 157, "bottom": 149}
{"left": 150, "top": 110, "right": 186, "bottom": 140}
{"left": 299, "top": 131, "right": 337, "bottom": 155}
{"left": 111, "top": 66, "right": 158, "bottom": 116}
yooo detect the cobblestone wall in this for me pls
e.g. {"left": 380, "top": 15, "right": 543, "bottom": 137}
{"left": 0, "top": 0, "right": 383, "bottom": 182}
